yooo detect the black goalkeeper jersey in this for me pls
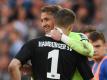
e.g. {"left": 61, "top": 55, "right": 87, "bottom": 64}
{"left": 15, "top": 36, "right": 93, "bottom": 80}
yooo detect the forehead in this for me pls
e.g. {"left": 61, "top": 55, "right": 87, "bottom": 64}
{"left": 41, "top": 12, "right": 54, "bottom": 19}
{"left": 90, "top": 40, "right": 104, "bottom": 46}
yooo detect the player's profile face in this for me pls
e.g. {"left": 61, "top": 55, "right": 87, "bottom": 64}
{"left": 90, "top": 40, "right": 106, "bottom": 56}
{"left": 41, "top": 12, "right": 55, "bottom": 33}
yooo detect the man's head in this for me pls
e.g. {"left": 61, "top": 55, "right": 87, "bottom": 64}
{"left": 55, "top": 8, "right": 76, "bottom": 28}
{"left": 89, "top": 31, "right": 106, "bottom": 60}
{"left": 41, "top": 5, "right": 62, "bottom": 33}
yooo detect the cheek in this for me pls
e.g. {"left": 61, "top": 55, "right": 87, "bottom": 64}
{"left": 51, "top": 23, "right": 55, "bottom": 29}
{"left": 96, "top": 47, "right": 104, "bottom": 53}
{"left": 48, "top": 21, "right": 54, "bottom": 28}
{"left": 94, "top": 47, "right": 100, "bottom": 53}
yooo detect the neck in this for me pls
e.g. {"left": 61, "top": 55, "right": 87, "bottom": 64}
{"left": 61, "top": 27, "right": 67, "bottom": 34}
{"left": 59, "top": 27, "right": 71, "bottom": 35}
{"left": 45, "top": 31, "right": 51, "bottom": 37}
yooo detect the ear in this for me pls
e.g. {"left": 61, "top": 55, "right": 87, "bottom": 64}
{"left": 65, "top": 25, "right": 71, "bottom": 35}
{"left": 67, "top": 25, "right": 72, "bottom": 31}
{"left": 103, "top": 42, "right": 107, "bottom": 51}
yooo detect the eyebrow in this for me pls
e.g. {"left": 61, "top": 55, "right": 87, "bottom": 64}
{"left": 94, "top": 45, "right": 101, "bottom": 47}
{"left": 41, "top": 17, "right": 49, "bottom": 21}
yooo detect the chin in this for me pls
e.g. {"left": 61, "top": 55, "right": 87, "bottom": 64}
{"left": 45, "top": 29, "right": 51, "bottom": 33}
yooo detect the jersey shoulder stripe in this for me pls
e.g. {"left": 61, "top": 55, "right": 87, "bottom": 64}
{"left": 68, "top": 32, "right": 88, "bottom": 41}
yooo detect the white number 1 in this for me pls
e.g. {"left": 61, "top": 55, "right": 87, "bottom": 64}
{"left": 47, "top": 50, "right": 60, "bottom": 79}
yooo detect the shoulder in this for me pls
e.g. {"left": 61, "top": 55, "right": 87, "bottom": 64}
{"left": 25, "top": 36, "right": 51, "bottom": 46}
{"left": 77, "top": 32, "right": 88, "bottom": 39}
{"left": 100, "top": 58, "right": 107, "bottom": 70}
{"left": 23, "top": 38, "right": 40, "bottom": 48}
{"left": 69, "top": 32, "right": 88, "bottom": 40}
{"left": 100, "top": 59, "right": 107, "bottom": 75}
{"left": 101, "top": 59, "right": 107, "bottom": 67}
{"left": 26, "top": 36, "right": 45, "bottom": 44}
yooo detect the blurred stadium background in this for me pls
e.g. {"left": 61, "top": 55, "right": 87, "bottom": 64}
{"left": 0, "top": 0, "right": 107, "bottom": 80}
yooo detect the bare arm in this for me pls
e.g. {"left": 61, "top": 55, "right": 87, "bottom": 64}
{"left": 8, "top": 58, "right": 22, "bottom": 80}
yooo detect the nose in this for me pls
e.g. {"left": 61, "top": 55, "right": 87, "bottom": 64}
{"left": 94, "top": 50, "right": 97, "bottom": 54}
{"left": 42, "top": 21, "right": 47, "bottom": 27}
{"left": 94, "top": 47, "right": 97, "bottom": 54}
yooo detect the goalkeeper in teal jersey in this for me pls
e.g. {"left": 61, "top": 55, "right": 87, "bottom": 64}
{"left": 49, "top": 8, "right": 94, "bottom": 80}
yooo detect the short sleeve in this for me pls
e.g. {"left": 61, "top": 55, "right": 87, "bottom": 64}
{"left": 15, "top": 41, "right": 34, "bottom": 65}
{"left": 79, "top": 33, "right": 88, "bottom": 41}
{"left": 76, "top": 55, "right": 94, "bottom": 80}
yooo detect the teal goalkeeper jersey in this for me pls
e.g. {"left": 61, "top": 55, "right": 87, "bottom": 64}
{"left": 67, "top": 32, "right": 94, "bottom": 80}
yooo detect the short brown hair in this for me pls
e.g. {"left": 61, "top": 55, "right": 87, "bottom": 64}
{"left": 41, "top": 5, "right": 62, "bottom": 17}
{"left": 55, "top": 8, "right": 76, "bottom": 27}
{"left": 89, "top": 31, "right": 106, "bottom": 43}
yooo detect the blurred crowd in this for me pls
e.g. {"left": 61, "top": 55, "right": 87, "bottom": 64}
{"left": 0, "top": 0, "right": 107, "bottom": 80}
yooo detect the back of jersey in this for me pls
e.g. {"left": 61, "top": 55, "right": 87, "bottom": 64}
{"left": 31, "top": 36, "right": 79, "bottom": 80}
